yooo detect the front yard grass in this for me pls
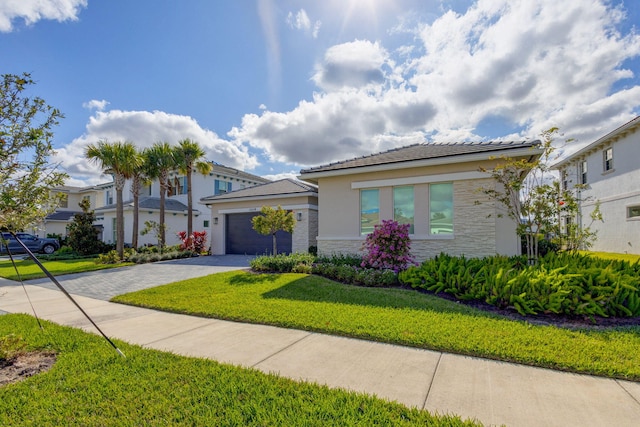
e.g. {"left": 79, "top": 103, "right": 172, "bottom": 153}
{"left": 0, "top": 258, "right": 132, "bottom": 281}
{"left": 0, "top": 314, "right": 477, "bottom": 426}
{"left": 112, "top": 271, "right": 640, "bottom": 381}
{"left": 582, "top": 251, "right": 640, "bottom": 263}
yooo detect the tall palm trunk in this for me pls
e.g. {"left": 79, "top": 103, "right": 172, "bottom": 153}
{"left": 131, "top": 176, "right": 140, "bottom": 249}
{"left": 186, "top": 165, "right": 193, "bottom": 237}
{"left": 114, "top": 174, "right": 125, "bottom": 259}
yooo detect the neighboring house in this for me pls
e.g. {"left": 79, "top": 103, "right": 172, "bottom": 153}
{"left": 33, "top": 183, "right": 111, "bottom": 239}
{"left": 95, "top": 162, "right": 270, "bottom": 247}
{"left": 298, "top": 141, "right": 542, "bottom": 262}
{"left": 201, "top": 179, "right": 318, "bottom": 255}
{"left": 553, "top": 116, "right": 640, "bottom": 254}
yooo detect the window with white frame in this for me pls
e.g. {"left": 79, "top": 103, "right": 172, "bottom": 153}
{"left": 628, "top": 205, "right": 640, "bottom": 219}
{"left": 603, "top": 147, "right": 613, "bottom": 172}
{"left": 360, "top": 189, "right": 379, "bottom": 235}
{"left": 561, "top": 170, "right": 568, "bottom": 191}
{"left": 579, "top": 160, "right": 588, "bottom": 184}
{"left": 214, "top": 179, "right": 232, "bottom": 195}
{"left": 429, "top": 182, "right": 453, "bottom": 235}
{"left": 168, "top": 176, "right": 187, "bottom": 196}
{"left": 393, "top": 186, "right": 414, "bottom": 234}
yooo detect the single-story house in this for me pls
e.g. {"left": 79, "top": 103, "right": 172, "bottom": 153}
{"left": 298, "top": 141, "right": 542, "bottom": 261}
{"left": 200, "top": 178, "right": 318, "bottom": 255}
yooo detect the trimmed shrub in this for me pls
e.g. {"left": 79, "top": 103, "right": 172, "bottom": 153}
{"left": 250, "top": 253, "right": 316, "bottom": 273}
{"left": 399, "top": 252, "right": 640, "bottom": 318}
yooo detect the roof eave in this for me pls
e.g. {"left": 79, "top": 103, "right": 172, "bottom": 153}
{"left": 553, "top": 116, "right": 640, "bottom": 169}
{"left": 298, "top": 146, "right": 543, "bottom": 181}
{"left": 201, "top": 191, "right": 318, "bottom": 206}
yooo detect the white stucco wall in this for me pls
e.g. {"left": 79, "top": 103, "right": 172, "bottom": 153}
{"left": 558, "top": 126, "right": 640, "bottom": 254}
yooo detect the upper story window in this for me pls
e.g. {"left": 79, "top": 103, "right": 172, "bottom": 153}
{"left": 214, "top": 179, "right": 232, "bottom": 195}
{"left": 82, "top": 195, "right": 91, "bottom": 207}
{"left": 168, "top": 176, "right": 187, "bottom": 196}
{"left": 59, "top": 193, "right": 68, "bottom": 208}
{"left": 561, "top": 170, "right": 568, "bottom": 191}
{"left": 429, "top": 182, "right": 453, "bottom": 235}
{"left": 393, "top": 186, "right": 414, "bottom": 234}
{"left": 106, "top": 189, "right": 113, "bottom": 205}
{"left": 579, "top": 160, "right": 588, "bottom": 185}
{"left": 603, "top": 147, "right": 613, "bottom": 172}
{"left": 360, "top": 189, "right": 379, "bottom": 235}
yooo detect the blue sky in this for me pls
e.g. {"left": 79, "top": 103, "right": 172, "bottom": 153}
{"left": 2, "top": 0, "right": 639, "bottom": 186}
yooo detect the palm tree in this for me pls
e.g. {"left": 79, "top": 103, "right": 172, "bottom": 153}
{"left": 129, "top": 147, "right": 148, "bottom": 250}
{"left": 143, "top": 142, "right": 175, "bottom": 249}
{"left": 174, "top": 139, "right": 212, "bottom": 238}
{"left": 85, "top": 140, "right": 139, "bottom": 259}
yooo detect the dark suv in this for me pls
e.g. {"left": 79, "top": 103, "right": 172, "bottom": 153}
{"left": 0, "top": 233, "right": 60, "bottom": 255}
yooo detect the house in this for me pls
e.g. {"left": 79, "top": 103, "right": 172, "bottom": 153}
{"left": 33, "top": 183, "right": 112, "bottom": 240}
{"left": 38, "top": 163, "right": 269, "bottom": 248}
{"left": 298, "top": 141, "right": 543, "bottom": 262}
{"left": 94, "top": 162, "right": 270, "bottom": 247}
{"left": 553, "top": 116, "right": 640, "bottom": 254}
{"left": 201, "top": 179, "right": 318, "bottom": 255}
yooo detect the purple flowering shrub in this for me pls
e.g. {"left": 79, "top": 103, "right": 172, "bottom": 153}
{"left": 361, "top": 220, "right": 415, "bottom": 273}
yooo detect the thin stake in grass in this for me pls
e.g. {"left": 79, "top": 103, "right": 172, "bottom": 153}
{"left": 10, "top": 232, "right": 126, "bottom": 358}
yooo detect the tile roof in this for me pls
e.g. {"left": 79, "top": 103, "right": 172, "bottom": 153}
{"left": 95, "top": 197, "right": 189, "bottom": 212}
{"left": 201, "top": 178, "right": 317, "bottom": 203}
{"left": 299, "top": 140, "right": 540, "bottom": 174}
{"left": 45, "top": 211, "right": 81, "bottom": 221}
{"left": 208, "top": 163, "right": 271, "bottom": 183}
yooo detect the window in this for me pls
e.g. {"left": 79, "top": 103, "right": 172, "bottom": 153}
{"left": 561, "top": 171, "right": 568, "bottom": 191}
{"left": 203, "top": 220, "right": 210, "bottom": 228}
{"left": 168, "top": 176, "right": 187, "bottom": 196}
{"left": 59, "top": 194, "right": 68, "bottom": 208}
{"left": 106, "top": 189, "right": 113, "bottom": 205}
{"left": 214, "top": 179, "right": 232, "bottom": 195}
{"left": 360, "top": 189, "right": 379, "bottom": 235}
{"left": 579, "top": 160, "right": 588, "bottom": 185}
{"left": 143, "top": 184, "right": 152, "bottom": 196}
{"left": 393, "top": 186, "right": 414, "bottom": 234}
{"left": 603, "top": 147, "right": 613, "bottom": 172}
{"left": 429, "top": 183, "right": 453, "bottom": 234}
{"left": 628, "top": 206, "right": 640, "bottom": 219}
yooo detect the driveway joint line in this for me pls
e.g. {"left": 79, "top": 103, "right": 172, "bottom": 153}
{"left": 142, "top": 318, "right": 220, "bottom": 346}
{"left": 616, "top": 379, "right": 640, "bottom": 407}
{"left": 251, "top": 332, "right": 315, "bottom": 368}
{"left": 421, "top": 351, "right": 443, "bottom": 410}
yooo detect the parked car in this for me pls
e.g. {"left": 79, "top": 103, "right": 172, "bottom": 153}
{"left": 0, "top": 232, "right": 60, "bottom": 255}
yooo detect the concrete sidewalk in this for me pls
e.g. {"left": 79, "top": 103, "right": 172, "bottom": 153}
{"left": 1, "top": 261, "right": 640, "bottom": 426}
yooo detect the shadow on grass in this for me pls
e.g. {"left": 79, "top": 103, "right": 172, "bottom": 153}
{"left": 261, "top": 275, "right": 489, "bottom": 317}
{"left": 228, "top": 272, "right": 280, "bottom": 286}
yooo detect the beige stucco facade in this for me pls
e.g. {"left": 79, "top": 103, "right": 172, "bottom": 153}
{"left": 205, "top": 194, "right": 318, "bottom": 255}
{"left": 304, "top": 157, "right": 523, "bottom": 262}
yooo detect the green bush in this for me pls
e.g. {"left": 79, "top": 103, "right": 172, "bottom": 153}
{"left": 250, "top": 253, "right": 316, "bottom": 273}
{"left": 316, "top": 253, "right": 363, "bottom": 266}
{"left": 399, "top": 252, "right": 640, "bottom": 318}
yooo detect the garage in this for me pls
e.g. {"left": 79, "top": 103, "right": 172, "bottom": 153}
{"left": 225, "top": 212, "right": 292, "bottom": 255}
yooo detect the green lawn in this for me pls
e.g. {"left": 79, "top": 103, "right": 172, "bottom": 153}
{"left": 0, "top": 314, "right": 478, "bottom": 426}
{"left": 113, "top": 271, "right": 640, "bottom": 381}
{"left": 0, "top": 258, "right": 131, "bottom": 280}
{"left": 582, "top": 251, "right": 640, "bottom": 263}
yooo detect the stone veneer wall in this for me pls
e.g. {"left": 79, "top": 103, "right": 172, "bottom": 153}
{"left": 292, "top": 207, "right": 318, "bottom": 253}
{"left": 317, "top": 179, "right": 501, "bottom": 262}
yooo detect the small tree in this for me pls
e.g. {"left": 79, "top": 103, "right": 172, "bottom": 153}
{"left": 0, "top": 73, "right": 67, "bottom": 232}
{"left": 67, "top": 198, "right": 102, "bottom": 255}
{"left": 251, "top": 205, "right": 295, "bottom": 255}
{"left": 141, "top": 220, "right": 167, "bottom": 250}
{"left": 479, "top": 128, "right": 602, "bottom": 261}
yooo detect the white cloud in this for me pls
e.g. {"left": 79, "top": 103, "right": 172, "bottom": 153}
{"left": 286, "top": 8, "right": 321, "bottom": 38}
{"left": 55, "top": 109, "right": 258, "bottom": 185}
{"left": 0, "top": 0, "right": 87, "bottom": 32}
{"left": 82, "top": 99, "right": 109, "bottom": 111}
{"left": 231, "top": 0, "right": 640, "bottom": 169}
{"left": 312, "top": 40, "right": 390, "bottom": 91}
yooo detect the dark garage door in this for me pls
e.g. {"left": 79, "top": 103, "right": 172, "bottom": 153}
{"left": 225, "top": 212, "right": 292, "bottom": 255}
